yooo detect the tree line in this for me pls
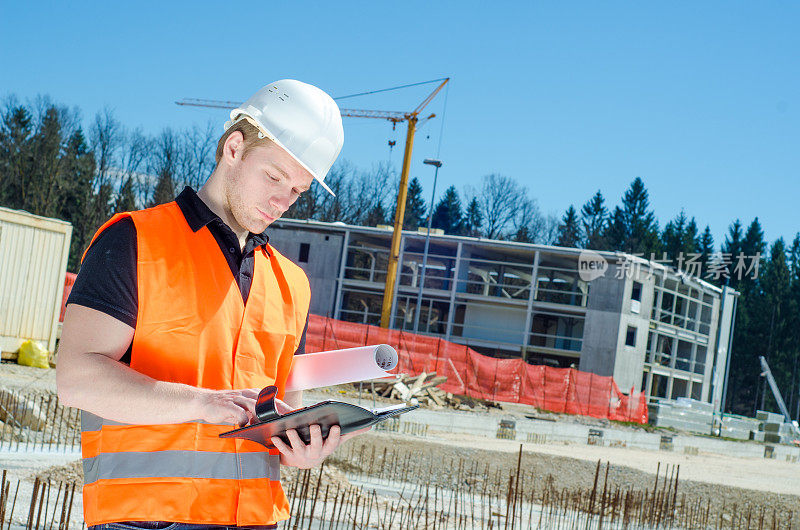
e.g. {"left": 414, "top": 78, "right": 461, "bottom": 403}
{"left": 0, "top": 97, "right": 216, "bottom": 271}
{"left": 2, "top": 96, "right": 798, "bottom": 418}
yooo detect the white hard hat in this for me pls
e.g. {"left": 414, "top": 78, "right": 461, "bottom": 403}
{"left": 225, "top": 79, "right": 343, "bottom": 196}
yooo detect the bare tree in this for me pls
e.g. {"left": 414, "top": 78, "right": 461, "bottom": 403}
{"left": 89, "top": 108, "right": 123, "bottom": 190}
{"left": 177, "top": 122, "right": 217, "bottom": 191}
{"left": 118, "top": 128, "right": 150, "bottom": 209}
{"left": 512, "top": 196, "right": 541, "bottom": 242}
{"left": 512, "top": 195, "right": 561, "bottom": 245}
{"left": 342, "top": 162, "right": 396, "bottom": 225}
{"left": 538, "top": 213, "right": 561, "bottom": 245}
{"left": 474, "top": 174, "right": 523, "bottom": 239}
{"left": 314, "top": 161, "right": 352, "bottom": 222}
{"left": 285, "top": 179, "right": 322, "bottom": 220}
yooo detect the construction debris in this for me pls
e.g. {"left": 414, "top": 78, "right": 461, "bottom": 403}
{"left": 359, "top": 373, "right": 503, "bottom": 411}
{"left": 362, "top": 372, "right": 448, "bottom": 408}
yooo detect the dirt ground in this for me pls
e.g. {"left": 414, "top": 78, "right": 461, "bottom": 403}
{"left": 347, "top": 433, "right": 798, "bottom": 507}
{"left": 430, "top": 431, "right": 800, "bottom": 497}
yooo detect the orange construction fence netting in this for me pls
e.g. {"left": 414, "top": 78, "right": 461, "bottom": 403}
{"left": 306, "top": 314, "right": 648, "bottom": 424}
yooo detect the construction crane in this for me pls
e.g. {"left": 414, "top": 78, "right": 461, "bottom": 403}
{"left": 176, "top": 77, "right": 450, "bottom": 329}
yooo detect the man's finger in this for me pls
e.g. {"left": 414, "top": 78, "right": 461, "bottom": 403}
{"left": 321, "top": 425, "right": 341, "bottom": 454}
{"left": 307, "top": 424, "right": 324, "bottom": 457}
{"left": 271, "top": 436, "right": 291, "bottom": 454}
{"left": 232, "top": 396, "right": 257, "bottom": 416}
{"left": 285, "top": 428, "right": 305, "bottom": 451}
{"left": 232, "top": 409, "right": 249, "bottom": 427}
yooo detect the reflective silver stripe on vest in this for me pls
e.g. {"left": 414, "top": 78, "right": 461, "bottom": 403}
{"left": 82, "top": 450, "right": 280, "bottom": 484}
{"left": 81, "top": 410, "right": 130, "bottom": 431}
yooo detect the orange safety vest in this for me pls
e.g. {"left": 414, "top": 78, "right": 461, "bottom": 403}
{"left": 79, "top": 201, "right": 310, "bottom": 526}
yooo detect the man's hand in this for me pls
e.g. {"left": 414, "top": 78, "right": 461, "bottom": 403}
{"left": 195, "top": 388, "right": 261, "bottom": 426}
{"left": 269, "top": 395, "right": 369, "bottom": 468}
{"left": 271, "top": 424, "right": 368, "bottom": 469}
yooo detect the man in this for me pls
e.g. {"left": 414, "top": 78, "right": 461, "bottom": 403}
{"left": 56, "top": 80, "right": 359, "bottom": 529}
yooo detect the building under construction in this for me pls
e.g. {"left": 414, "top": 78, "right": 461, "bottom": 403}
{"left": 267, "top": 219, "right": 738, "bottom": 412}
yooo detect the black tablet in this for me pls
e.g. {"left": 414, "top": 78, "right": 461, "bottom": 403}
{"left": 220, "top": 386, "right": 418, "bottom": 449}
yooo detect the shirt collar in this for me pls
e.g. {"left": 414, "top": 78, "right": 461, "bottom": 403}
{"left": 175, "top": 186, "right": 271, "bottom": 252}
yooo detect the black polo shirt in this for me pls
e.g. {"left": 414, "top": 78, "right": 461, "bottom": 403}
{"left": 67, "top": 187, "right": 308, "bottom": 364}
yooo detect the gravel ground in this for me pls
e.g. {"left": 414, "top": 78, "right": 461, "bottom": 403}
{"left": 0, "top": 361, "right": 58, "bottom": 393}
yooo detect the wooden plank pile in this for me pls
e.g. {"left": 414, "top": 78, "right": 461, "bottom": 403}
{"left": 366, "top": 372, "right": 449, "bottom": 408}
{"left": 361, "top": 372, "right": 503, "bottom": 411}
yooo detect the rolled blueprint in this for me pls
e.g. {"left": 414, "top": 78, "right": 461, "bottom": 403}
{"left": 285, "top": 344, "right": 398, "bottom": 392}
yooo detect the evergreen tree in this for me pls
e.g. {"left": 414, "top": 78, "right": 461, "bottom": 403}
{"left": 790, "top": 233, "right": 800, "bottom": 279}
{"left": 431, "top": 186, "right": 463, "bottom": 234}
{"left": 0, "top": 105, "right": 34, "bottom": 209}
{"left": 742, "top": 218, "right": 767, "bottom": 270}
{"left": 580, "top": 190, "right": 608, "bottom": 250}
{"left": 604, "top": 207, "right": 626, "bottom": 252}
{"left": 699, "top": 225, "right": 715, "bottom": 279}
{"left": 58, "top": 128, "right": 99, "bottom": 271}
{"left": 27, "top": 107, "right": 63, "bottom": 217}
{"left": 364, "top": 202, "right": 387, "bottom": 226}
{"left": 604, "top": 177, "right": 660, "bottom": 255}
{"left": 787, "top": 234, "right": 800, "bottom": 417}
{"left": 150, "top": 172, "right": 175, "bottom": 207}
{"left": 721, "top": 219, "right": 744, "bottom": 284}
{"left": 391, "top": 176, "right": 426, "bottom": 230}
{"left": 513, "top": 226, "right": 534, "bottom": 243}
{"left": 115, "top": 177, "right": 138, "bottom": 213}
{"left": 462, "top": 197, "right": 483, "bottom": 237}
{"left": 660, "top": 210, "right": 700, "bottom": 270}
{"left": 759, "top": 239, "right": 793, "bottom": 413}
{"left": 687, "top": 217, "right": 700, "bottom": 252}
{"left": 556, "top": 205, "right": 581, "bottom": 247}
{"left": 735, "top": 218, "right": 766, "bottom": 294}
{"left": 724, "top": 218, "right": 768, "bottom": 415}
{"left": 149, "top": 129, "right": 179, "bottom": 207}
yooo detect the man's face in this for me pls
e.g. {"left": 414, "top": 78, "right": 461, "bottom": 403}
{"left": 224, "top": 136, "right": 314, "bottom": 234}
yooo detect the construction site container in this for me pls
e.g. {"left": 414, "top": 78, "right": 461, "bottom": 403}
{"left": 0, "top": 206, "right": 72, "bottom": 357}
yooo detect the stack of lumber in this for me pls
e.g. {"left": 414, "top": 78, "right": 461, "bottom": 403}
{"left": 368, "top": 372, "right": 448, "bottom": 408}
{"left": 359, "top": 372, "right": 503, "bottom": 411}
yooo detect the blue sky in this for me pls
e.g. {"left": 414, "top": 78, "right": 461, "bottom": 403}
{"left": 1, "top": 2, "right": 798, "bottom": 247}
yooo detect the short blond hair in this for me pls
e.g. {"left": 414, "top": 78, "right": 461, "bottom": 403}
{"left": 215, "top": 118, "right": 273, "bottom": 165}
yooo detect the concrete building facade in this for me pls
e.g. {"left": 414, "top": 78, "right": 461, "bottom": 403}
{"left": 268, "top": 219, "right": 738, "bottom": 410}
